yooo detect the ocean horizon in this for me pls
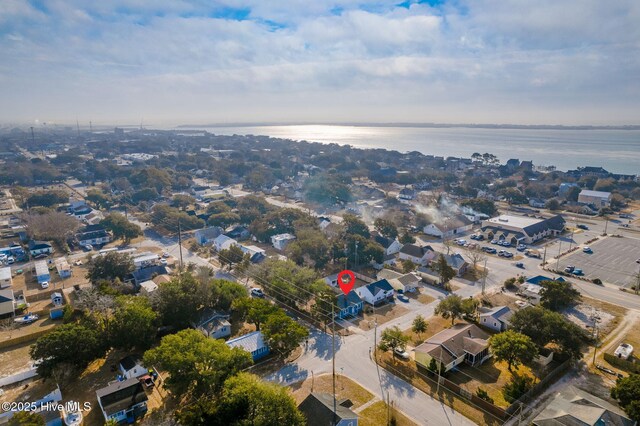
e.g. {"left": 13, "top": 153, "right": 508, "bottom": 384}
{"left": 178, "top": 124, "right": 640, "bottom": 175}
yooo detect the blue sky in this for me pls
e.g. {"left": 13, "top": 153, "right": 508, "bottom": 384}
{"left": 0, "top": 0, "right": 639, "bottom": 125}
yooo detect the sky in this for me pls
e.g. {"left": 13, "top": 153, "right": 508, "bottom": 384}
{"left": 1, "top": 0, "right": 639, "bottom": 126}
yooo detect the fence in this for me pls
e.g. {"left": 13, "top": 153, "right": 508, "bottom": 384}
{"left": 505, "top": 358, "right": 571, "bottom": 416}
{"left": 0, "top": 367, "right": 37, "bottom": 387}
{"left": 0, "top": 328, "right": 55, "bottom": 350}
{"left": 604, "top": 352, "right": 640, "bottom": 374}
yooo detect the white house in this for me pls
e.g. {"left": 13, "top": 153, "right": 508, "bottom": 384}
{"left": 28, "top": 240, "right": 53, "bottom": 256}
{"left": 76, "top": 225, "right": 112, "bottom": 246}
{"left": 376, "top": 269, "right": 421, "bottom": 293}
{"left": 271, "top": 233, "right": 296, "bottom": 251}
{"left": 34, "top": 260, "right": 50, "bottom": 285}
{"left": 0, "top": 267, "right": 12, "bottom": 288}
{"left": 118, "top": 356, "right": 148, "bottom": 379}
{"left": 139, "top": 280, "right": 158, "bottom": 294}
{"left": 194, "top": 226, "right": 224, "bottom": 245}
{"left": 355, "top": 279, "right": 395, "bottom": 305}
{"left": 240, "top": 245, "right": 266, "bottom": 263}
{"left": 194, "top": 310, "right": 231, "bottom": 340}
{"left": 423, "top": 215, "right": 473, "bottom": 238}
{"left": 213, "top": 234, "right": 238, "bottom": 252}
{"left": 398, "top": 244, "right": 436, "bottom": 266}
{"left": 578, "top": 190, "right": 612, "bottom": 208}
{"left": 54, "top": 258, "right": 72, "bottom": 279}
{"left": 96, "top": 377, "right": 148, "bottom": 424}
{"left": 373, "top": 235, "right": 402, "bottom": 255}
{"left": 414, "top": 324, "right": 491, "bottom": 373}
{"left": 479, "top": 306, "right": 513, "bottom": 332}
{"left": 133, "top": 253, "right": 159, "bottom": 270}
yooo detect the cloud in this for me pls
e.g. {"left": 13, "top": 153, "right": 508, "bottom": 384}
{"left": 0, "top": 0, "right": 638, "bottom": 124}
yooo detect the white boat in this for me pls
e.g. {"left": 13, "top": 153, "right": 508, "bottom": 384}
{"left": 14, "top": 314, "right": 39, "bottom": 324}
{"left": 62, "top": 405, "right": 83, "bottom": 426}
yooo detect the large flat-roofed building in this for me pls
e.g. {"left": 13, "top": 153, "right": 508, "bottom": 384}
{"left": 481, "top": 214, "right": 565, "bottom": 245}
{"left": 578, "top": 190, "right": 612, "bottom": 208}
{"left": 0, "top": 267, "right": 12, "bottom": 288}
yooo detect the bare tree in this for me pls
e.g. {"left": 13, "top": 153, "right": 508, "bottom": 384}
{"left": 465, "top": 246, "right": 487, "bottom": 282}
{"left": 24, "top": 211, "right": 79, "bottom": 248}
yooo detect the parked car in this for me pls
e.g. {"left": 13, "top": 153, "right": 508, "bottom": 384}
{"left": 40, "top": 281, "right": 49, "bottom": 289}
{"left": 514, "top": 262, "right": 524, "bottom": 268}
{"left": 397, "top": 294, "right": 409, "bottom": 303}
{"left": 503, "top": 252, "right": 514, "bottom": 258}
{"left": 501, "top": 241, "right": 511, "bottom": 247}
{"left": 486, "top": 247, "right": 497, "bottom": 254}
{"left": 491, "top": 239, "right": 498, "bottom": 244}
{"left": 7, "top": 257, "right": 15, "bottom": 265}
{"left": 470, "top": 235, "right": 478, "bottom": 240}
{"left": 637, "top": 258, "right": 640, "bottom": 264}
{"left": 82, "top": 244, "right": 93, "bottom": 251}
{"left": 162, "top": 252, "right": 170, "bottom": 258}
{"left": 577, "top": 224, "right": 589, "bottom": 230}
{"left": 565, "top": 265, "right": 575, "bottom": 273}
{"left": 498, "top": 250, "right": 506, "bottom": 257}
{"left": 250, "top": 288, "right": 265, "bottom": 298}
{"left": 476, "top": 235, "right": 485, "bottom": 241}
{"left": 583, "top": 246, "right": 592, "bottom": 253}
{"left": 573, "top": 268, "right": 583, "bottom": 275}
{"left": 516, "top": 244, "right": 527, "bottom": 251}
{"left": 394, "top": 347, "right": 410, "bottom": 360}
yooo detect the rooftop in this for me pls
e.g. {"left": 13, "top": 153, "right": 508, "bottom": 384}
{"left": 226, "top": 331, "right": 267, "bottom": 354}
{"left": 486, "top": 214, "right": 545, "bottom": 229}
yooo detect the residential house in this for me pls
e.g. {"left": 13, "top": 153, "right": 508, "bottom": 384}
{"left": 479, "top": 306, "right": 513, "bottom": 332}
{"left": 520, "top": 160, "right": 533, "bottom": 171}
{"left": 96, "top": 377, "right": 148, "bottom": 424}
{"left": 213, "top": 234, "right": 238, "bottom": 252}
{"left": 525, "top": 275, "right": 566, "bottom": 286}
{"left": 226, "top": 331, "right": 270, "bottom": 361}
{"left": 373, "top": 234, "right": 402, "bottom": 255}
{"left": 398, "top": 188, "right": 416, "bottom": 201}
{"left": 324, "top": 273, "right": 339, "bottom": 287}
{"left": 416, "top": 266, "right": 441, "bottom": 286}
{"left": 558, "top": 183, "right": 580, "bottom": 198}
{"left": 0, "top": 266, "right": 12, "bottom": 288}
{"left": 335, "top": 291, "right": 364, "bottom": 319}
{"left": 194, "top": 226, "right": 224, "bottom": 245}
{"left": 518, "top": 275, "right": 566, "bottom": 305}
{"left": 355, "top": 279, "right": 395, "bottom": 306}
{"left": 240, "top": 245, "right": 266, "bottom": 263}
{"left": 578, "top": 190, "right": 612, "bottom": 208}
{"left": 226, "top": 226, "right": 251, "bottom": 241}
{"left": 194, "top": 310, "right": 231, "bottom": 340}
{"left": 133, "top": 253, "right": 159, "bottom": 270}
{"left": 423, "top": 215, "right": 473, "bottom": 239}
{"left": 532, "top": 385, "right": 634, "bottom": 426}
{"left": 28, "top": 240, "right": 53, "bottom": 256}
{"left": 54, "top": 257, "right": 71, "bottom": 278}
{"left": 481, "top": 214, "right": 565, "bottom": 245}
{"left": 398, "top": 244, "right": 436, "bottom": 266}
{"left": 376, "top": 269, "right": 421, "bottom": 293}
{"left": 76, "top": 224, "right": 112, "bottom": 246}
{"left": 34, "top": 260, "right": 50, "bottom": 285}
{"left": 139, "top": 280, "right": 158, "bottom": 294}
{"left": 271, "top": 233, "right": 296, "bottom": 251}
{"left": 442, "top": 253, "right": 469, "bottom": 277}
{"left": 118, "top": 356, "right": 148, "bottom": 379}
{"left": 50, "top": 292, "right": 63, "bottom": 306}
{"left": 129, "top": 265, "right": 170, "bottom": 288}
{"left": 0, "top": 288, "right": 14, "bottom": 316}
{"left": 298, "top": 392, "right": 359, "bottom": 426}
{"left": 529, "top": 198, "right": 546, "bottom": 208}
{"left": 414, "top": 323, "right": 491, "bottom": 373}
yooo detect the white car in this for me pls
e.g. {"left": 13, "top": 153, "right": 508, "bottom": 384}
{"left": 583, "top": 246, "right": 592, "bottom": 253}
{"left": 394, "top": 348, "right": 410, "bottom": 360}
{"left": 40, "top": 281, "right": 49, "bottom": 289}
{"left": 250, "top": 288, "right": 265, "bottom": 298}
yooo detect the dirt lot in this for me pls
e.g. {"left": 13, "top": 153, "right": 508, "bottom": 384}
{"left": 480, "top": 291, "right": 522, "bottom": 311}
{"left": 565, "top": 296, "right": 627, "bottom": 340}
{"left": 0, "top": 343, "right": 34, "bottom": 377}
{"left": 354, "top": 303, "right": 409, "bottom": 331}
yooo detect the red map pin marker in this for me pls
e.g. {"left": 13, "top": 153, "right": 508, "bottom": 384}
{"left": 337, "top": 270, "right": 355, "bottom": 295}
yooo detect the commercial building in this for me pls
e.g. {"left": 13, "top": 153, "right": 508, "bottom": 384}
{"left": 578, "top": 190, "right": 612, "bottom": 208}
{"left": 481, "top": 214, "right": 565, "bottom": 245}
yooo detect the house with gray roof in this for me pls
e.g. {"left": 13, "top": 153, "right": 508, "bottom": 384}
{"left": 479, "top": 306, "right": 513, "bottom": 332}
{"left": 298, "top": 392, "right": 358, "bottom": 426}
{"left": 96, "top": 377, "right": 148, "bottom": 424}
{"left": 533, "top": 385, "right": 634, "bottom": 426}
{"left": 194, "top": 310, "right": 231, "bottom": 340}
{"left": 226, "top": 331, "right": 269, "bottom": 361}
{"left": 354, "top": 279, "right": 395, "bottom": 306}
{"left": 442, "top": 253, "right": 469, "bottom": 277}
{"left": 414, "top": 323, "right": 491, "bottom": 372}
{"left": 423, "top": 214, "right": 473, "bottom": 239}
{"left": 398, "top": 244, "right": 436, "bottom": 266}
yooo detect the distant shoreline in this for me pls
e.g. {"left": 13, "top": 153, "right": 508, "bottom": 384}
{"left": 176, "top": 122, "right": 640, "bottom": 131}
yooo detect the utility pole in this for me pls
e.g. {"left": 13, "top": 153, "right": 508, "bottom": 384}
{"left": 603, "top": 216, "right": 609, "bottom": 236}
{"left": 555, "top": 241, "right": 562, "bottom": 270}
{"left": 568, "top": 228, "right": 575, "bottom": 251}
{"left": 592, "top": 309, "right": 600, "bottom": 366}
{"left": 332, "top": 304, "right": 337, "bottom": 426}
{"left": 30, "top": 127, "right": 35, "bottom": 143}
{"left": 542, "top": 246, "right": 547, "bottom": 265}
{"left": 481, "top": 258, "right": 488, "bottom": 295}
{"left": 437, "top": 345, "right": 442, "bottom": 394}
{"left": 387, "top": 391, "right": 390, "bottom": 426}
{"left": 177, "top": 218, "right": 184, "bottom": 270}
{"left": 634, "top": 268, "right": 640, "bottom": 295}
{"left": 354, "top": 241, "right": 359, "bottom": 270}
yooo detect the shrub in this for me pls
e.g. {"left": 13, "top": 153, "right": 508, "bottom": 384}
{"left": 476, "top": 388, "right": 494, "bottom": 404}
{"left": 592, "top": 278, "right": 603, "bottom": 285}
{"left": 503, "top": 375, "right": 534, "bottom": 403}
{"left": 503, "top": 277, "right": 517, "bottom": 290}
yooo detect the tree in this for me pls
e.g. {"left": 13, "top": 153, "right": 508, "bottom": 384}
{"left": 342, "top": 213, "right": 370, "bottom": 238}
{"left": 311, "top": 288, "right": 337, "bottom": 327}
{"left": 432, "top": 254, "right": 456, "bottom": 286}
{"left": 402, "top": 259, "right": 416, "bottom": 273}
{"left": 545, "top": 198, "right": 561, "bottom": 211}
{"left": 374, "top": 218, "right": 398, "bottom": 239}
{"left": 285, "top": 228, "right": 331, "bottom": 269}
{"left": 110, "top": 296, "right": 158, "bottom": 350}
{"left": 378, "top": 326, "right": 410, "bottom": 353}
{"left": 252, "top": 258, "right": 324, "bottom": 307}
{"left": 232, "top": 297, "right": 278, "bottom": 331}
{"left": 86, "top": 252, "right": 134, "bottom": 284}
{"left": 411, "top": 315, "right": 428, "bottom": 340}
{"left": 565, "top": 185, "right": 581, "bottom": 201}
{"left": 461, "top": 297, "right": 479, "bottom": 320}
{"left": 435, "top": 295, "right": 464, "bottom": 325}
{"left": 539, "top": 280, "right": 581, "bottom": 311}
{"left": 26, "top": 190, "right": 68, "bottom": 208}
{"left": 8, "top": 412, "right": 45, "bottom": 426}
{"left": 24, "top": 211, "right": 79, "bottom": 248}
{"left": 154, "top": 274, "right": 202, "bottom": 328}
{"left": 510, "top": 306, "right": 585, "bottom": 360}
{"left": 489, "top": 330, "right": 537, "bottom": 372}
{"left": 86, "top": 188, "right": 113, "bottom": 209}
{"left": 218, "top": 245, "right": 246, "bottom": 269}
{"left": 30, "top": 323, "right": 105, "bottom": 378}
{"left": 101, "top": 212, "right": 142, "bottom": 243}
{"left": 177, "top": 373, "right": 305, "bottom": 426}
{"left": 464, "top": 247, "right": 487, "bottom": 276}
{"left": 262, "top": 310, "right": 309, "bottom": 359}
{"left": 210, "top": 279, "right": 248, "bottom": 312}
{"left": 143, "top": 329, "right": 252, "bottom": 396}
{"left": 208, "top": 212, "right": 241, "bottom": 229}
{"left": 399, "top": 231, "right": 416, "bottom": 244}
{"left": 503, "top": 375, "right": 534, "bottom": 403}
{"left": 172, "top": 194, "right": 196, "bottom": 210}
{"left": 611, "top": 374, "right": 640, "bottom": 422}
{"left": 460, "top": 198, "right": 498, "bottom": 216}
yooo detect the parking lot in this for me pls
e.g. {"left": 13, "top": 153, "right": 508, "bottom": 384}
{"left": 557, "top": 236, "right": 640, "bottom": 287}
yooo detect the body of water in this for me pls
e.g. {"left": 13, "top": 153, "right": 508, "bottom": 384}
{"left": 181, "top": 125, "right": 640, "bottom": 175}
